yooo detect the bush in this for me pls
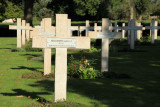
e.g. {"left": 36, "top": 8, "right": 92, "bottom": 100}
{"left": 135, "top": 34, "right": 151, "bottom": 46}
{"left": 68, "top": 55, "right": 102, "bottom": 79}
{"left": 24, "top": 39, "right": 42, "bottom": 52}
{"left": 11, "top": 39, "right": 42, "bottom": 52}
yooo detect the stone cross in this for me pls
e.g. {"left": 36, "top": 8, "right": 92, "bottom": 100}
{"left": 122, "top": 23, "right": 125, "bottom": 38}
{"left": 32, "top": 14, "right": 90, "bottom": 102}
{"left": 22, "top": 20, "right": 26, "bottom": 46}
{"left": 123, "top": 19, "right": 143, "bottom": 49}
{"left": 79, "top": 20, "right": 94, "bottom": 36}
{"left": 145, "top": 20, "right": 160, "bottom": 44}
{"left": 26, "top": 23, "right": 32, "bottom": 41}
{"left": 135, "top": 22, "right": 143, "bottom": 40}
{"left": 88, "top": 18, "right": 122, "bottom": 72}
{"left": 68, "top": 20, "right": 102, "bottom": 37}
{"left": 9, "top": 18, "right": 32, "bottom": 48}
{"left": 31, "top": 18, "right": 55, "bottom": 75}
{"left": 9, "top": 18, "right": 22, "bottom": 48}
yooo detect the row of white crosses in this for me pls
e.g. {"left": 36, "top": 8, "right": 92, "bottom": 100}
{"left": 126, "top": 19, "right": 159, "bottom": 49}
{"left": 9, "top": 18, "right": 32, "bottom": 48}
{"left": 9, "top": 18, "right": 159, "bottom": 50}
{"left": 8, "top": 16, "right": 160, "bottom": 102}
{"left": 31, "top": 15, "right": 122, "bottom": 101}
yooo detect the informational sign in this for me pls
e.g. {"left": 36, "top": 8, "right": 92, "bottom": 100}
{"left": 39, "top": 32, "right": 56, "bottom": 36}
{"left": 47, "top": 38, "right": 77, "bottom": 48}
{"left": 13, "top": 26, "right": 25, "bottom": 29}
{"left": 97, "top": 32, "right": 114, "bottom": 38}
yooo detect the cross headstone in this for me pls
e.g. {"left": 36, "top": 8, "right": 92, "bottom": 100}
{"left": 122, "top": 23, "right": 125, "bottom": 38}
{"left": 26, "top": 23, "right": 32, "bottom": 41}
{"left": 123, "top": 19, "right": 143, "bottom": 49}
{"left": 31, "top": 18, "right": 55, "bottom": 75}
{"left": 9, "top": 18, "right": 22, "bottom": 48}
{"left": 9, "top": 18, "right": 32, "bottom": 48}
{"left": 145, "top": 20, "right": 160, "bottom": 44}
{"left": 135, "top": 22, "right": 143, "bottom": 40}
{"left": 88, "top": 18, "right": 122, "bottom": 72}
{"left": 22, "top": 20, "right": 26, "bottom": 46}
{"left": 32, "top": 14, "right": 90, "bottom": 102}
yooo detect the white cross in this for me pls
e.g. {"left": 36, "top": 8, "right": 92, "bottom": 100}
{"left": 89, "top": 18, "right": 122, "bottom": 72}
{"left": 32, "top": 14, "right": 90, "bottom": 102}
{"left": 122, "top": 19, "right": 143, "bottom": 49}
{"left": 9, "top": 18, "right": 32, "bottom": 48}
{"left": 145, "top": 20, "right": 160, "bottom": 44}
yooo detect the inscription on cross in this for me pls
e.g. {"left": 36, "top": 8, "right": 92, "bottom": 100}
{"left": 88, "top": 18, "right": 122, "bottom": 72}
{"left": 32, "top": 14, "right": 90, "bottom": 102}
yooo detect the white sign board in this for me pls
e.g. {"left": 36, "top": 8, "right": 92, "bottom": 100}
{"left": 47, "top": 38, "right": 77, "bottom": 48}
{"left": 13, "top": 26, "right": 25, "bottom": 29}
{"left": 97, "top": 32, "right": 114, "bottom": 38}
{"left": 39, "top": 32, "right": 56, "bottom": 36}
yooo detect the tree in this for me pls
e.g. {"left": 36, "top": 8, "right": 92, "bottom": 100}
{"left": 73, "top": 0, "right": 101, "bottom": 17}
{"left": 0, "top": 0, "right": 7, "bottom": 21}
{"left": 107, "top": 0, "right": 128, "bottom": 20}
{"left": 33, "top": 0, "right": 53, "bottom": 21}
{"left": 3, "top": 1, "right": 23, "bottom": 19}
{"left": 24, "top": 0, "right": 35, "bottom": 26}
{"left": 134, "top": 0, "right": 150, "bottom": 20}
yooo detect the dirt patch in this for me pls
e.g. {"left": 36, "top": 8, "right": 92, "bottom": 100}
{"left": 22, "top": 72, "right": 54, "bottom": 79}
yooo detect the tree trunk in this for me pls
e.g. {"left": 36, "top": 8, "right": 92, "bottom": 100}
{"left": 138, "top": 15, "right": 142, "bottom": 20}
{"left": 24, "top": 0, "right": 35, "bottom": 26}
{"left": 130, "top": 6, "right": 134, "bottom": 20}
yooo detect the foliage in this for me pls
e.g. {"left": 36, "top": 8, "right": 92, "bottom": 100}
{"left": 0, "top": 0, "right": 6, "bottom": 21}
{"left": 33, "top": 0, "right": 54, "bottom": 21}
{"left": 68, "top": 55, "right": 102, "bottom": 79}
{"left": 108, "top": 0, "right": 128, "bottom": 20}
{"left": 24, "top": 39, "right": 42, "bottom": 52}
{"left": 0, "top": 0, "right": 23, "bottom": 21}
{"left": 73, "top": 0, "right": 101, "bottom": 16}
{"left": 11, "top": 39, "right": 42, "bottom": 52}
{"left": 2, "top": 1, "right": 24, "bottom": 19}
{"left": 134, "top": 0, "right": 150, "bottom": 20}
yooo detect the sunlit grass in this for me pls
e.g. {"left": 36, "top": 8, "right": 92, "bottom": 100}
{"left": 0, "top": 37, "right": 160, "bottom": 107}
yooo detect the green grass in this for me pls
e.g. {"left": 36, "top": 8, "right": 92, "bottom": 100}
{"left": 0, "top": 37, "right": 160, "bottom": 107}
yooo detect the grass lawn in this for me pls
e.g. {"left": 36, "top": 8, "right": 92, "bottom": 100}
{"left": 0, "top": 37, "right": 160, "bottom": 107}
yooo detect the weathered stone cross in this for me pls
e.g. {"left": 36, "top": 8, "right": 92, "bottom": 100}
{"left": 145, "top": 20, "right": 160, "bottom": 44}
{"left": 32, "top": 14, "right": 90, "bottom": 102}
{"left": 30, "top": 18, "right": 55, "bottom": 75}
{"left": 123, "top": 19, "right": 143, "bottom": 49}
{"left": 88, "top": 18, "right": 122, "bottom": 72}
{"left": 9, "top": 18, "right": 32, "bottom": 48}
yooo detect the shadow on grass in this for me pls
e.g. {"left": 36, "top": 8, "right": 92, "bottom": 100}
{"left": 21, "top": 53, "right": 42, "bottom": 58}
{"left": 26, "top": 41, "right": 160, "bottom": 107}
{"left": 8, "top": 44, "right": 16, "bottom": 46}
{"left": 0, "top": 48, "right": 12, "bottom": 49}
{"left": 1, "top": 89, "right": 51, "bottom": 103}
{"left": 11, "top": 66, "right": 43, "bottom": 72}
{"left": 26, "top": 77, "right": 160, "bottom": 107}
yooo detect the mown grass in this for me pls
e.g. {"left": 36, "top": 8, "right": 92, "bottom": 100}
{"left": 0, "top": 37, "right": 160, "bottom": 107}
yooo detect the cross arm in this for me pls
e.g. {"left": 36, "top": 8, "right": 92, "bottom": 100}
{"left": 122, "top": 26, "right": 143, "bottom": 30}
{"left": 88, "top": 31, "right": 122, "bottom": 39}
{"left": 9, "top": 25, "right": 32, "bottom": 30}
